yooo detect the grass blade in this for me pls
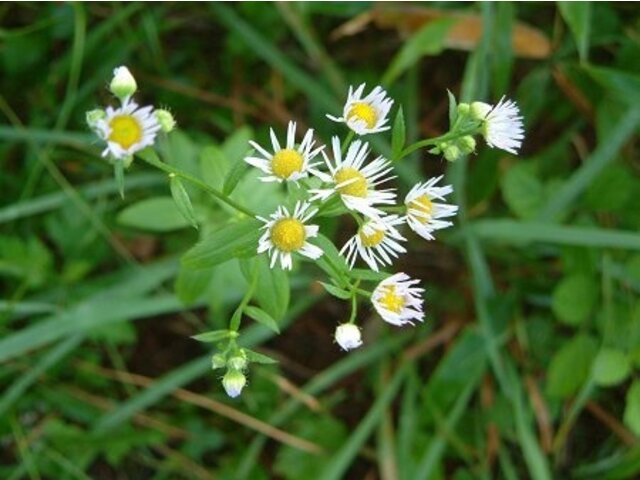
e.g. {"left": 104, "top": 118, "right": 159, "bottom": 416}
{"left": 470, "top": 220, "right": 640, "bottom": 251}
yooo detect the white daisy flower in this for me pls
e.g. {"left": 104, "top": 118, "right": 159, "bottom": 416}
{"left": 334, "top": 323, "right": 363, "bottom": 351}
{"left": 340, "top": 215, "right": 406, "bottom": 272}
{"left": 310, "top": 137, "right": 396, "bottom": 219}
{"left": 245, "top": 121, "right": 323, "bottom": 183}
{"left": 327, "top": 84, "right": 394, "bottom": 135}
{"left": 95, "top": 100, "right": 161, "bottom": 160}
{"left": 471, "top": 96, "right": 524, "bottom": 155}
{"left": 371, "top": 273, "right": 425, "bottom": 327}
{"left": 404, "top": 176, "right": 458, "bottom": 241}
{"left": 257, "top": 201, "right": 323, "bottom": 270}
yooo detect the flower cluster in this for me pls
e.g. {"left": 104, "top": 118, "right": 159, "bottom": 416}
{"left": 243, "top": 83, "right": 526, "bottom": 365}
{"left": 87, "top": 69, "right": 524, "bottom": 399}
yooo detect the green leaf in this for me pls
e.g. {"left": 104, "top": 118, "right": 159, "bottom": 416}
{"left": 200, "top": 145, "right": 229, "bottom": 189}
{"left": 584, "top": 164, "right": 634, "bottom": 212}
{"left": 559, "top": 2, "right": 591, "bottom": 62}
{"left": 175, "top": 265, "right": 212, "bottom": 304}
{"left": 244, "top": 305, "right": 280, "bottom": 333}
{"left": 314, "top": 234, "right": 349, "bottom": 286}
{"left": 547, "top": 334, "right": 597, "bottom": 397}
{"left": 222, "top": 126, "right": 253, "bottom": 164}
{"left": 252, "top": 256, "right": 290, "bottom": 321}
{"left": 592, "top": 348, "right": 631, "bottom": 387}
{"left": 191, "top": 329, "right": 231, "bottom": 343}
{"left": 223, "top": 156, "right": 250, "bottom": 196}
{"left": 382, "top": 17, "right": 454, "bottom": 85}
{"left": 245, "top": 349, "right": 278, "bottom": 365}
{"left": 319, "top": 281, "right": 351, "bottom": 300}
{"left": 552, "top": 274, "right": 598, "bottom": 326}
{"left": 391, "top": 106, "right": 405, "bottom": 161}
{"left": 349, "top": 268, "right": 389, "bottom": 283}
{"left": 624, "top": 380, "right": 640, "bottom": 436}
{"left": 117, "top": 197, "right": 192, "bottom": 232}
{"left": 169, "top": 175, "right": 198, "bottom": 229}
{"left": 182, "top": 218, "right": 261, "bottom": 269}
{"left": 501, "top": 164, "right": 544, "bottom": 219}
{"left": 447, "top": 89, "right": 457, "bottom": 126}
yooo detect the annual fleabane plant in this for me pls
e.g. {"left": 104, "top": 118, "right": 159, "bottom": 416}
{"left": 86, "top": 64, "right": 525, "bottom": 398}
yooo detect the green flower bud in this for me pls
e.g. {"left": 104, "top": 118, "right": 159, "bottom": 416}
{"left": 155, "top": 109, "right": 176, "bottom": 133}
{"left": 222, "top": 370, "right": 247, "bottom": 398}
{"left": 457, "top": 103, "right": 470, "bottom": 116}
{"left": 86, "top": 109, "right": 106, "bottom": 130}
{"left": 470, "top": 101, "right": 492, "bottom": 121}
{"left": 443, "top": 144, "right": 462, "bottom": 162}
{"left": 110, "top": 66, "right": 137, "bottom": 101}
{"left": 227, "top": 350, "right": 247, "bottom": 371}
{"left": 211, "top": 353, "right": 227, "bottom": 370}
{"left": 458, "top": 135, "right": 477, "bottom": 155}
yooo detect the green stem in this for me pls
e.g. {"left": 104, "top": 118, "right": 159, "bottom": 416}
{"left": 341, "top": 130, "right": 355, "bottom": 156}
{"left": 399, "top": 127, "right": 479, "bottom": 160}
{"left": 137, "top": 148, "right": 257, "bottom": 218}
{"left": 230, "top": 263, "right": 259, "bottom": 332}
{"left": 348, "top": 280, "right": 361, "bottom": 324}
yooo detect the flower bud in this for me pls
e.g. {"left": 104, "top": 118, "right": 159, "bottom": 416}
{"left": 443, "top": 144, "right": 462, "bottom": 162}
{"left": 456, "top": 103, "right": 470, "bottom": 116}
{"left": 227, "top": 351, "right": 247, "bottom": 371}
{"left": 334, "top": 323, "right": 363, "bottom": 351}
{"left": 86, "top": 109, "right": 106, "bottom": 130}
{"left": 470, "top": 101, "right": 492, "bottom": 121}
{"left": 155, "top": 109, "right": 176, "bottom": 133}
{"left": 222, "top": 370, "right": 247, "bottom": 398}
{"left": 458, "top": 135, "right": 476, "bottom": 155}
{"left": 110, "top": 66, "right": 137, "bottom": 101}
{"left": 211, "top": 353, "right": 227, "bottom": 370}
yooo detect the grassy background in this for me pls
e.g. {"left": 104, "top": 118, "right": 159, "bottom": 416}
{"left": 1, "top": 2, "right": 640, "bottom": 479}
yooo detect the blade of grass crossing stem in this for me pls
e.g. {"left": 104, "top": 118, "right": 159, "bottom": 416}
{"left": 276, "top": 3, "right": 345, "bottom": 96}
{"left": 451, "top": 5, "right": 552, "bottom": 479}
{"left": 93, "top": 356, "right": 210, "bottom": 434}
{"left": 210, "top": 3, "right": 339, "bottom": 112}
{"left": 537, "top": 107, "right": 640, "bottom": 221}
{"left": 236, "top": 333, "right": 410, "bottom": 479}
{"left": 0, "top": 126, "right": 93, "bottom": 147}
{"left": 0, "top": 335, "right": 84, "bottom": 416}
{"left": 376, "top": 362, "right": 399, "bottom": 480}
{"left": 470, "top": 220, "right": 640, "bottom": 251}
{"left": 0, "top": 295, "right": 182, "bottom": 364}
{"left": 514, "top": 388, "right": 553, "bottom": 480}
{"left": 0, "top": 173, "right": 163, "bottom": 224}
{"left": 414, "top": 380, "right": 477, "bottom": 479}
{"left": 318, "top": 365, "right": 408, "bottom": 480}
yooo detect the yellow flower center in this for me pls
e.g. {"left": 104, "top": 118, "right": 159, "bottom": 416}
{"left": 379, "top": 285, "right": 405, "bottom": 314}
{"left": 334, "top": 167, "right": 368, "bottom": 198}
{"left": 271, "top": 148, "right": 304, "bottom": 179}
{"left": 409, "top": 194, "right": 434, "bottom": 223}
{"left": 270, "top": 218, "right": 306, "bottom": 252}
{"left": 347, "top": 102, "right": 377, "bottom": 129}
{"left": 359, "top": 226, "right": 385, "bottom": 247}
{"left": 108, "top": 114, "right": 143, "bottom": 149}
